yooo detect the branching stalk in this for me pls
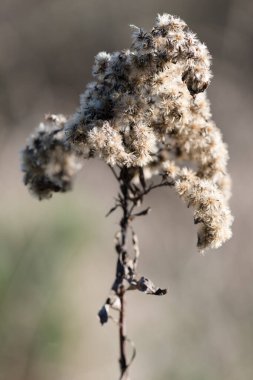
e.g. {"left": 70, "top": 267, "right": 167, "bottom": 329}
{"left": 98, "top": 166, "right": 169, "bottom": 379}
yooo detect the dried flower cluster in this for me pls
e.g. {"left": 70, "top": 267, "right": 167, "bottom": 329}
{"left": 21, "top": 114, "right": 81, "bottom": 200}
{"left": 21, "top": 13, "right": 233, "bottom": 252}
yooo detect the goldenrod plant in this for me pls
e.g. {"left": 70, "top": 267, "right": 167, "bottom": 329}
{"left": 21, "top": 14, "right": 233, "bottom": 380}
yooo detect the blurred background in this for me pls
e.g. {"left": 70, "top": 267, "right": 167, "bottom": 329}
{"left": 0, "top": 0, "right": 252, "bottom": 379}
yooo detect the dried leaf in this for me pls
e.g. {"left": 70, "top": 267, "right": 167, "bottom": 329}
{"left": 106, "top": 204, "right": 119, "bottom": 217}
{"left": 98, "top": 304, "right": 109, "bottom": 325}
{"left": 136, "top": 276, "right": 167, "bottom": 296}
{"left": 108, "top": 295, "right": 121, "bottom": 311}
{"left": 133, "top": 207, "right": 151, "bottom": 217}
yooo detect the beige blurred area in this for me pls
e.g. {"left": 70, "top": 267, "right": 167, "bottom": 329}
{"left": 0, "top": 0, "right": 253, "bottom": 379}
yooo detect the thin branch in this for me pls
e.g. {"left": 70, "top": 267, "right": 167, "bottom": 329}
{"left": 106, "top": 203, "right": 120, "bottom": 217}
{"left": 128, "top": 179, "right": 175, "bottom": 203}
{"left": 99, "top": 166, "right": 171, "bottom": 380}
{"left": 109, "top": 164, "right": 119, "bottom": 181}
{"left": 119, "top": 286, "right": 129, "bottom": 380}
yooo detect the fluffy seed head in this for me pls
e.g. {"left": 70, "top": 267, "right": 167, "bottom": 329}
{"left": 21, "top": 14, "right": 233, "bottom": 251}
{"left": 21, "top": 114, "right": 81, "bottom": 200}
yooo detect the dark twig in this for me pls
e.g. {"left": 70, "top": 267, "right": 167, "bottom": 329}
{"left": 109, "top": 164, "right": 119, "bottom": 181}
{"left": 98, "top": 166, "right": 171, "bottom": 379}
{"left": 119, "top": 285, "right": 128, "bottom": 379}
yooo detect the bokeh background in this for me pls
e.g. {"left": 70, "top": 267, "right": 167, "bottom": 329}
{"left": 0, "top": 0, "right": 253, "bottom": 379}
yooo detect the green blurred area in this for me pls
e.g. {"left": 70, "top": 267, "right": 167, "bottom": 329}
{"left": 1, "top": 0, "right": 253, "bottom": 379}
{"left": 0, "top": 196, "right": 95, "bottom": 379}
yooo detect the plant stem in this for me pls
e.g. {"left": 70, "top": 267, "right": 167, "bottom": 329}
{"left": 102, "top": 165, "right": 171, "bottom": 379}
{"left": 119, "top": 285, "right": 129, "bottom": 380}
{"left": 117, "top": 167, "right": 130, "bottom": 379}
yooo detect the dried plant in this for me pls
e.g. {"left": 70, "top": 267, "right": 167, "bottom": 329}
{"left": 21, "top": 13, "right": 233, "bottom": 379}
